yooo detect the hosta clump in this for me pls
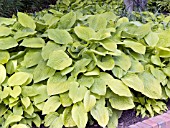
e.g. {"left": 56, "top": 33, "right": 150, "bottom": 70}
{"left": 0, "top": 8, "right": 170, "bottom": 128}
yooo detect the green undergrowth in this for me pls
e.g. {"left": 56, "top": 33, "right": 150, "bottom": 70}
{"left": 0, "top": 1, "right": 170, "bottom": 128}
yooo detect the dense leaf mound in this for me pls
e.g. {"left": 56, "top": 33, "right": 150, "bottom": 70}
{"left": 0, "top": 4, "right": 170, "bottom": 128}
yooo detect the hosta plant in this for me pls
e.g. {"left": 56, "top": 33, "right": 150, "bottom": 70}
{"left": 0, "top": 2, "right": 170, "bottom": 128}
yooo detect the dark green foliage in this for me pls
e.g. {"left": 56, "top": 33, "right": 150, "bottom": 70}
{"left": 0, "top": 0, "right": 57, "bottom": 17}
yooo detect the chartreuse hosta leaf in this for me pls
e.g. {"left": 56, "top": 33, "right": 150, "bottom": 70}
{"left": 47, "top": 29, "right": 73, "bottom": 44}
{"left": 10, "top": 86, "right": 22, "bottom": 98}
{"left": 78, "top": 76, "right": 94, "bottom": 88}
{"left": 100, "top": 72, "right": 132, "bottom": 97}
{"left": 33, "top": 60, "right": 55, "bottom": 83}
{"left": 145, "top": 32, "right": 159, "bottom": 47}
{"left": 0, "top": 37, "right": 18, "bottom": 50}
{"left": 150, "top": 66, "right": 166, "bottom": 82}
{"left": 58, "top": 11, "right": 76, "bottom": 29}
{"left": 100, "top": 39, "right": 117, "bottom": 52}
{"left": 60, "top": 92, "right": 72, "bottom": 107}
{"left": 113, "top": 53, "right": 131, "bottom": 71}
{"left": 20, "top": 38, "right": 45, "bottom": 48}
{"left": 11, "top": 124, "right": 29, "bottom": 128}
{"left": 6, "top": 60, "right": 17, "bottom": 74}
{"left": 74, "top": 26, "right": 96, "bottom": 41}
{"left": 44, "top": 112, "right": 63, "bottom": 128}
{"left": 0, "top": 26, "right": 12, "bottom": 37}
{"left": 72, "top": 102, "right": 88, "bottom": 128}
{"left": 91, "top": 98, "right": 109, "bottom": 127}
{"left": 69, "top": 82, "right": 87, "bottom": 103}
{"left": 18, "top": 12, "right": 36, "bottom": 30}
{"left": 112, "top": 66, "right": 126, "bottom": 79}
{"left": 97, "top": 55, "right": 115, "bottom": 71}
{"left": 4, "top": 114, "right": 23, "bottom": 128}
{"left": 139, "top": 71, "right": 162, "bottom": 99}
{"left": 63, "top": 107, "right": 76, "bottom": 127}
{"left": 109, "top": 92, "right": 135, "bottom": 110}
{"left": 122, "top": 74, "right": 144, "bottom": 93}
{"left": 129, "top": 58, "right": 144, "bottom": 73}
{"left": 8, "top": 72, "right": 32, "bottom": 86}
{"left": 0, "top": 17, "right": 16, "bottom": 25}
{"left": 84, "top": 91, "right": 96, "bottom": 112}
{"left": 0, "top": 64, "right": 6, "bottom": 84}
{"left": 42, "top": 96, "right": 61, "bottom": 115}
{"left": 157, "top": 47, "right": 170, "bottom": 58}
{"left": 41, "top": 41, "right": 66, "bottom": 61}
{"left": 47, "top": 50, "right": 72, "bottom": 70}
{"left": 0, "top": 50, "right": 10, "bottom": 64}
{"left": 21, "top": 49, "right": 42, "bottom": 68}
{"left": 21, "top": 97, "right": 31, "bottom": 109}
{"left": 88, "top": 14, "right": 107, "bottom": 31}
{"left": 123, "top": 40, "right": 146, "bottom": 54}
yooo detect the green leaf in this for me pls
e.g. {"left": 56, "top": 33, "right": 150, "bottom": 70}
{"left": 69, "top": 82, "right": 87, "bottom": 103}
{"left": 0, "top": 26, "right": 12, "bottom": 37}
{"left": 112, "top": 66, "right": 126, "bottom": 79}
{"left": 63, "top": 107, "right": 76, "bottom": 127}
{"left": 11, "top": 124, "right": 29, "bottom": 128}
{"left": 33, "top": 60, "right": 55, "bottom": 83}
{"left": 6, "top": 60, "right": 17, "bottom": 74}
{"left": 47, "top": 114, "right": 63, "bottom": 128}
{"left": 113, "top": 53, "right": 131, "bottom": 71}
{"left": 4, "top": 114, "right": 23, "bottom": 128}
{"left": 162, "top": 67, "right": 170, "bottom": 77}
{"left": 109, "top": 93, "right": 135, "bottom": 110}
{"left": 84, "top": 91, "right": 96, "bottom": 112}
{"left": 107, "top": 110, "right": 119, "bottom": 128}
{"left": 139, "top": 71, "right": 162, "bottom": 99}
{"left": 100, "top": 72, "right": 132, "bottom": 97}
{"left": 151, "top": 55, "right": 164, "bottom": 67}
{"left": 61, "top": 67, "right": 74, "bottom": 76}
{"left": 0, "top": 50, "right": 10, "bottom": 64}
{"left": 0, "top": 17, "right": 16, "bottom": 25}
{"left": 48, "top": 29, "right": 73, "bottom": 44}
{"left": 100, "top": 39, "right": 117, "bottom": 52}
{"left": 44, "top": 112, "right": 59, "bottom": 127}
{"left": 10, "top": 86, "right": 21, "bottom": 98}
{"left": 97, "top": 55, "right": 115, "bottom": 71}
{"left": 150, "top": 66, "right": 166, "bottom": 82}
{"left": 90, "top": 98, "right": 109, "bottom": 127}
{"left": 88, "top": 15, "right": 107, "bottom": 31}
{"left": 135, "top": 23, "right": 151, "bottom": 38}
{"left": 0, "top": 37, "right": 18, "bottom": 50}
{"left": 20, "top": 38, "right": 45, "bottom": 48}
{"left": 18, "top": 12, "right": 36, "bottom": 30}
{"left": 122, "top": 74, "right": 144, "bottom": 93}
{"left": 41, "top": 41, "right": 66, "bottom": 61}
{"left": 72, "top": 102, "right": 88, "bottom": 128}
{"left": 21, "top": 97, "right": 31, "bottom": 109}
{"left": 90, "top": 75, "right": 106, "bottom": 96}
{"left": 129, "top": 59, "right": 144, "bottom": 73}
{"left": 78, "top": 76, "right": 94, "bottom": 88}
{"left": 145, "top": 32, "right": 159, "bottom": 47}
{"left": 42, "top": 96, "right": 61, "bottom": 115}
{"left": 0, "top": 64, "right": 6, "bottom": 84}
{"left": 0, "top": 104, "right": 8, "bottom": 117}
{"left": 157, "top": 47, "right": 170, "bottom": 58}
{"left": 58, "top": 12, "right": 76, "bottom": 29}
{"left": 74, "top": 26, "right": 96, "bottom": 41}
{"left": 123, "top": 40, "right": 146, "bottom": 54}
{"left": 8, "top": 72, "right": 32, "bottom": 86}
{"left": 14, "top": 31, "right": 37, "bottom": 40}
{"left": 47, "top": 50, "right": 72, "bottom": 70}
{"left": 21, "top": 86, "right": 39, "bottom": 97}
{"left": 60, "top": 92, "right": 72, "bottom": 107}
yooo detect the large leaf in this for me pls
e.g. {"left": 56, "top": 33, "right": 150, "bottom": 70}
{"left": 100, "top": 39, "right": 117, "bottom": 52}
{"left": 10, "top": 86, "right": 21, "bottom": 98}
{"left": 60, "top": 92, "right": 72, "bottom": 107}
{"left": 0, "top": 37, "right": 18, "bottom": 50}
{"left": 84, "top": 91, "right": 96, "bottom": 112}
{"left": 11, "top": 124, "right": 29, "bottom": 128}
{"left": 4, "top": 114, "right": 23, "bottom": 128}
{"left": 113, "top": 53, "right": 131, "bottom": 71}
{"left": 48, "top": 29, "right": 73, "bottom": 44}
{"left": 0, "top": 64, "right": 6, "bottom": 84}
{"left": 8, "top": 72, "right": 32, "bottom": 86}
{"left": 100, "top": 72, "right": 132, "bottom": 97}
{"left": 69, "top": 83, "right": 87, "bottom": 103}
{"left": 139, "top": 71, "right": 162, "bottom": 99}
{"left": 42, "top": 96, "right": 61, "bottom": 115}
{"left": 72, "top": 102, "right": 88, "bottom": 128}
{"left": 0, "top": 50, "right": 10, "bottom": 64}
{"left": 0, "top": 26, "right": 12, "bottom": 37}
{"left": 18, "top": 12, "right": 36, "bottom": 30}
{"left": 47, "top": 50, "right": 72, "bottom": 70}
{"left": 145, "top": 32, "right": 159, "bottom": 47}
{"left": 74, "top": 26, "right": 96, "bottom": 41}
{"left": 58, "top": 11, "right": 76, "bottom": 29}
{"left": 88, "top": 14, "right": 107, "bottom": 31}
{"left": 33, "top": 60, "right": 55, "bottom": 83}
{"left": 109, "top": 92, "right": 135, "bottom": 110}
{"left": 122, "top": 74, "right": 144, "bottom": 93}
{"left": 62, "top": 107, "right": 76, "bottom": 127}
{"left": 90, "top": 98, "right": 109, "bottom": 127}
{"left": 78, "top": 76, "right": 94, "bottom": 88}
{"left": 123, "top": 40, "right": 146, "bottom": 54}
{"left": 20, "top": 38, "right": 45, "bottom": 48}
